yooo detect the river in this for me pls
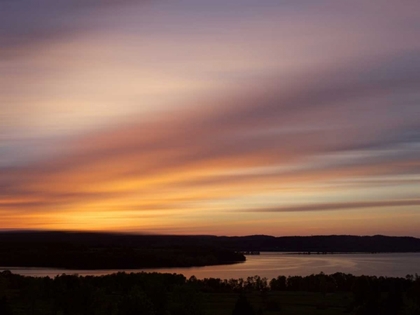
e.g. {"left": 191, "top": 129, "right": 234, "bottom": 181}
{"left": 2, "top": 252, "right": 419, "bottom": 279}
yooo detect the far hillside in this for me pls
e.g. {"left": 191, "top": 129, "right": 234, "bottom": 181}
{"left": 1, "top": 232, "right": 420, "bottom": 269}
{"left": 2, "top": 232, "right": 420, "bottom": 253}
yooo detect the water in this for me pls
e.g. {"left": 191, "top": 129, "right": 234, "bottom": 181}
{"left": 2, "top": 252, "right": 420, "bottom": 279}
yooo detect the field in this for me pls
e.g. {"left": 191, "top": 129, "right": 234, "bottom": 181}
{"left": 203, "top": 291, "right": 352, "bottom": 315}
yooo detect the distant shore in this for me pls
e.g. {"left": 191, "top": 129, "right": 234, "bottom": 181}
{"left": 2, "top": 231, "right": 420, "bottom": 270}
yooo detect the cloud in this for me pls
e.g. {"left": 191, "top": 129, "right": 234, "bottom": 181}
{"left": 0, "top": 0, "right": 143, "bottom": 58}
{"left": 1, "top": 52, "right": 419, "bottom": 196}
{"left": 243, "top": 199, "right": 420, "bottom": 213}
{"left": 0, "top": 0, "right": 419, "bottom": 233}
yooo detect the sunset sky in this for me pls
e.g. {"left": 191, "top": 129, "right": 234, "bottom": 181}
{"left": 1, "top": 0, "right": 419, "bottom": 236}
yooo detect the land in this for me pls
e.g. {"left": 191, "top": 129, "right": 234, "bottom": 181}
{"left": 1, "top": 232, "right": 420, "bottom": 314}
{"left": 1, "top": 231, "right": 420, "bottom": 270}
{"left": 0, "top": 270, "right": 419, "bottom": 315}
{"left": 0, "top": 233, "right": 245, "bottom": 269}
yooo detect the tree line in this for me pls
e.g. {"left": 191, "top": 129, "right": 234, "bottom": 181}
{"left": 0, "top": 270, "right": 419, "bottom": 315}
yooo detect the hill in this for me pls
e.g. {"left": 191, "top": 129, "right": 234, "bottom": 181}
{"left": 1, "top": 232, "right": 419, "bottom": 269}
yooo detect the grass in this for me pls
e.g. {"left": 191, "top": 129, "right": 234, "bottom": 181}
{"left": 203, "top": 291, "right": 352, "bottom": 315}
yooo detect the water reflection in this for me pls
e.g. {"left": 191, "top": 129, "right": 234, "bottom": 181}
{"left": 2, "top": 252, "right": 419, "bottom": 279}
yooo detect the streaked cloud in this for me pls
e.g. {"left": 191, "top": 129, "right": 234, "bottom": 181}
{"left": 243, "top": 199, "right": 420, "bottom": 213}
{"left": 0, "top": 0, "right": 419, "bottom": 235}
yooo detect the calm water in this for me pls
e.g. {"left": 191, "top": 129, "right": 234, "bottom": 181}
{"left": 2, "top": 252, "right": 420, "bottom": 279}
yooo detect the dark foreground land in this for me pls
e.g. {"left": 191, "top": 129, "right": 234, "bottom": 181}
{"left": 1, "top": 231, "right": 420, "bottom": 270}
{"left": 0, "top": 232, "right": 248, "bottom": 269}
{"left": 1, "top": 270, "right": 420, "bottom": 315}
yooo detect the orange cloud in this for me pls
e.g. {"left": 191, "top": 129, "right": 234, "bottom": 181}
{"left": 1, "top": 0, "right": 419, "bottom": 235}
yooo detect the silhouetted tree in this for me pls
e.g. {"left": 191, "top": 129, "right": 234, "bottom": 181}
{"left": 269, "top": 276, "right": 286, "bottom": 291}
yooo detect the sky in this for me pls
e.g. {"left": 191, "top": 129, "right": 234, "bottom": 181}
{"left": 0, "top": 0, "right": 419, "bottom": 236}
